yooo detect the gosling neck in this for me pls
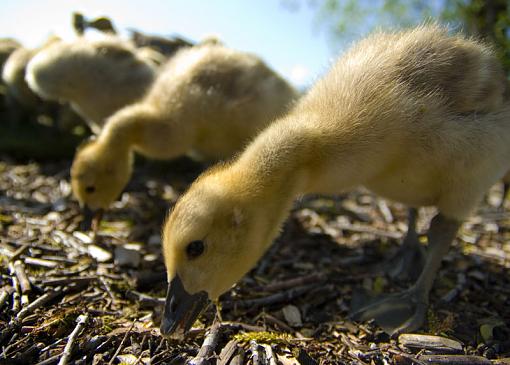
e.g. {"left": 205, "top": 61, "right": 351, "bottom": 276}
{"left": 224, "top": 115, "right": 317, "bottom": 250}
{"left": 231, "top": 114, "right": 318, "bottom": 197}
{"left": 98, "top": 104, "right": 156, "bottom": 155}
{"left": 99, "top": 102, "right": 196, "bottom": 161}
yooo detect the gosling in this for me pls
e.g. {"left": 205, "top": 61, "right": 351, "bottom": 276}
{"left": 160, "top": 25, "right": 510, "bottom": 338}
{"left": 0, "top": 38, "right": 21, "bottom": 81}
{"left": 26, "top": 37, "right": 157, "bottom": 133}
{"left": 70, "top": 42, "right": 299, "bottom": 217}
{"left": 3, "top": 46, "right": 43, "bottom": 111}
{"left": 72, "top": 12, "right": 117, "bottom": 35}
{"left": 2, "top": 37, "right": 61, "bottom": 122}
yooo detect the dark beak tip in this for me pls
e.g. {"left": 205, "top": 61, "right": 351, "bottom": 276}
{"left": 80, "top": 205, "right": 94, "bottom": 231}
{"left": 162, "top": 275, "right": 209, "bottom": 338}
{"left": 159, "top": 318, "right": 185, "bottom": 340}
{"left": 159, "top": 320, "right": 173, "bottom": 337}
{"left": 80, "top": 206, "right": 104, "bottom": 232}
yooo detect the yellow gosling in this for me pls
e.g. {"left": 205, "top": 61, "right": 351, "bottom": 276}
{"left": 160, "top": 25, "right": 510, "bottom": 338}
{"left": 3, "top": 47, "right": 42, "bottom": 110}
{"left": 70, "top": 42, "right": 299, "bottom": 214}
{"left": 26, "top": 36, "right": 157, "bottom": 133}
{"left": 0, "top": 38, "right": 21, "bottom": 81}
{"left": 2, "top": 36, "right": 60, "bottom": 119}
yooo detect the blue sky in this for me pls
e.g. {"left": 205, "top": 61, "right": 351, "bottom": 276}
{"left": 0, "top": 0, "right": 338, "bottom": 88}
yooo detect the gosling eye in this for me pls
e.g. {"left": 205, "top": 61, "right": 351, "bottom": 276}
{"left": 186, "top": 240, "right": 205, "bottom": 260}
{"left": 85, "top": 186, "right": 96, "bottom": 194}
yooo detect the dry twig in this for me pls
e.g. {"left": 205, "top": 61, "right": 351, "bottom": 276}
{"left": 57, "top": 314, "right": 88, "bottom": 365}
{"left": 108, "top": 321, "right": 135, "bottom": 365}
{"left": 189, "top": 321, "right": 222, "bottom": 365}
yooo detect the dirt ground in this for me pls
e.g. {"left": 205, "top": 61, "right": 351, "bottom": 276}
{"left": 1, "top": 156, "right": 509, "bottom": 365}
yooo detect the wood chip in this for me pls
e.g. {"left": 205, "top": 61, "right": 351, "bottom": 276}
{"left": 24, "top": 257, "right": 59, "bottom": 268}
{"left": 282, "top": 305, "right": 302, "bottom": 327}
{"left": 87, "top": 245, "right": 112, "bottom": 262}
{"left": 12, "top": 260, "right": 31, "bottom": 295}
{"left": 114, "top": 245, "right": 141, "bottom": 267}
{"left": 399, "top": 334, "right": 463, "bottom": 354}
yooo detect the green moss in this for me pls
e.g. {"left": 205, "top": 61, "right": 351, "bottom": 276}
{"left": 0, "top": 255, "right": 8, "bottom": 265}
{"left": 99, "top": 220, "right": 133, "bottom": 233}
{"left": 0, "top": 215, "right": 13, "bottom": 224}
{"left": 99, "top": 315, "right": 116, "bottom": 333}
{"left": 233, "top": 331, "right": 293, "bottom": 345}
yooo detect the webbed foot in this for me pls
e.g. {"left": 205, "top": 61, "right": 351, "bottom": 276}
{"left": 350, "top": 288, "right": 427, "bottom": 335}
{"left": 351, "top": 213, "right": 460, "bottom": 336}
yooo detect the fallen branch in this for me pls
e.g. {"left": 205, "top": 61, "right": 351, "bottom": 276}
{"left": 23, "top": 257, "right": 59, "bottom": 268}
{"left": 108, "top": 321, "right": 135, "bottom": 365}
{"left": 12, "top": 260, "right": 31, "bottom": 295}
{"left": 377, "top": 199, "right": 394, "bottom": 223}
{"left": 218, "top": 339, "right": 240, "bottom": 365}
{"left": 387, "top": 349, "right": 428, "bottom": 365}
{"left": 8, "top": 262, "right": 21, "bottom": 313}
{"left": 40, "top": 276, "right": 97, "bottom": 287}
{"left": 261, "top": 344, "right": 277, "bottom": 365}
{"left": 0, "top": 286, "right": 13, "bottom": 309}
{"left": 7, "top": 244, "right": 29, "bottom": 262}
{"left": 57, "top": 314, "right": 88, "bottom": 365}
{"left": 189, "top": 321, "right": 222, "bottom": 365}
{"left": 99, "top": 276, "right": 117, "bottom": 304}
{"left": 229, "top": 349, "right": 245, "bottom": 365}
{"left": 16, "top": 289, "right": 62, "bottom": 321}
{"left": 250, "top": 340, "right": 263, "bottom": 365}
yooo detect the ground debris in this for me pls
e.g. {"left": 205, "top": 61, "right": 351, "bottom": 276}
{"left": 1, "top": 158, "right": 510, "bottom": 364}
{"left": 398, "top": 334, "right": 463, "bottom": 354}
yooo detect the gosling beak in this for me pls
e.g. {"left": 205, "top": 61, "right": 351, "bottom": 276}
{"left": 80, "top": 205, "right": 95, "bottom": 231}
{"left": 80, "top": 206, "right": 104, "bottom": 232}
{"left": 160, "top": 275, "right": 208, "bottom": 339}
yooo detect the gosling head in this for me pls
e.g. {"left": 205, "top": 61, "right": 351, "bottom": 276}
{"left": 71, "top": 138, "right": 133, "bottom": 222}
{"left": 160, "top": 171, "right": 275, "bottom": 338}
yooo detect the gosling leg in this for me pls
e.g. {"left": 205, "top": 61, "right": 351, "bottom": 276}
{"left": 380, "top": 208, "right": 425, "bottom": 280}
{"left": 352, "top": 213, "right": 460, "bottom": 335}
